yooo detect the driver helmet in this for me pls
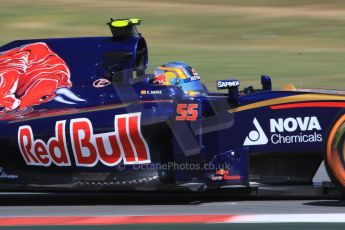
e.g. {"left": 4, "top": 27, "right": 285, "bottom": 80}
{"left": 152, "top": 61, "right": 204, "bottom": 96}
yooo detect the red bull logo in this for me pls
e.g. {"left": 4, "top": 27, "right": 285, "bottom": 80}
{"left": 18, "top": 113, "right": 151, "bottom": 167}
{"left": 0, "top": 42, "right": 84, "bottom": 114}
{"left": 211, "top": 169, "right": 241, "bottom": 181}
{"left": 152, "top": 74, "right": 167, "bottom": 85}
{"left": 216, "top": 169, "right": 229, "bottom": 175}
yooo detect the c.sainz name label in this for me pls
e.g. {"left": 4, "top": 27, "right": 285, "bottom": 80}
{"left": 18, "top": 113, "right": 150, "bottom": 167}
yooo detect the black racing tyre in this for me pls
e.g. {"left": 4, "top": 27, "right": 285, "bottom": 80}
{"left": 325, "top": 114, "right": 345, "bottom": 196}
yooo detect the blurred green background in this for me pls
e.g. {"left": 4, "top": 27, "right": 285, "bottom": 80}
{"left": 1, "top": 0, "right": 345, "bottom": 90}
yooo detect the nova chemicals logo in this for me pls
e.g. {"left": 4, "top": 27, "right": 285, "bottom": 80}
{"left": 243, "top": 118, "right": 268, "bottom": 146}
{"left": 243, "top": 116, "right": 323, "bottom": 146}
{"left": 270, "top": 116, "right": 322, "bottom": 144}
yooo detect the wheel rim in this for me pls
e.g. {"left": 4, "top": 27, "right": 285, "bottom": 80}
{"left": 327, "top": 114, "right": 345, "bottom": 187}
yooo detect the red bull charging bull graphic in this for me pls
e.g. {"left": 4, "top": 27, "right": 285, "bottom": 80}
{"left": 0, "top": 42, "right": 84, "bottom": 115}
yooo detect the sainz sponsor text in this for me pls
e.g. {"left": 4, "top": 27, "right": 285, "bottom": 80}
{"left": 17, "top": 112, "right": 150, "bottom": 167}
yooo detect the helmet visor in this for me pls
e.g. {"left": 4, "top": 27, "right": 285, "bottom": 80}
{"left": 181, "top": 80, "right": 205, "bottom": 95}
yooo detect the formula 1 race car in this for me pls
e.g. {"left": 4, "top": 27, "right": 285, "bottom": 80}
{"left": 0, "top": 18, "right": 344, "bottom": 196}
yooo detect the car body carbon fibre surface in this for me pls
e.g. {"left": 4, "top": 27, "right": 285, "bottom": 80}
{"left": 0, "top": 19, "right": 344, "bottom": 194}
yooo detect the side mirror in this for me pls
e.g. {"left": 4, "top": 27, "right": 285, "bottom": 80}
{"left": 261, "top": 75, "right": 272, "bottom": 90}
{"left": 217, "top": 79, "right": 240, "bottom": 101}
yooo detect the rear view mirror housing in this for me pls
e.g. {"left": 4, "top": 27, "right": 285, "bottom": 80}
{"left": 217, "top": 79, "right": 240, "bottom": 101}
{"left": 261, "top": 75, "right": 272, "bottom": 90}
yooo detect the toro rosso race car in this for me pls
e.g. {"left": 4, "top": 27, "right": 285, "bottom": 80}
{"left": 0, "top": 18, "right": 345, "bottom": 196}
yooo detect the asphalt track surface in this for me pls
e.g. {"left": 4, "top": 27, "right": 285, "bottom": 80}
{"left": 0, "top": 192, "right": 344, "bottom": 230}
{"left": 0, "top": 194, "right": 345, "bottom": 217}
{"left": 0, "top": 193, "right": 343, "bottom": 217}
{"left": 0, "top": 163, "right": 343, "bottom": 229}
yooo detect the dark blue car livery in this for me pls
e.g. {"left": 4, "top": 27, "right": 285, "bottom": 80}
{"left": 0, "top": 18, "right": 344, "bottom": 195}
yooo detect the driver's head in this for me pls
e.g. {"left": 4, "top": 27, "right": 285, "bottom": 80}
{"left": 153, "top": 62, "right": 204, "bottom": 96}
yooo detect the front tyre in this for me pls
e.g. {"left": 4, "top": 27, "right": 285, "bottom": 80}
{"left": 325, "top": 114, "right": 345, "bottom": 195}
